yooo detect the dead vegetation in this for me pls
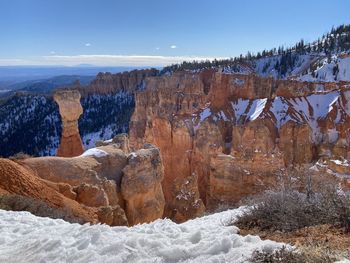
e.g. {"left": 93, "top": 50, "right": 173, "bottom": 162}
{"left": 250, "top": 245, "right": 340, "bottom": 263}
{"left": 0, "top": 194, "right": 83, "bottom": 224}
{"left": 8, "top": 152, "right": 32, "bottom": 160}
{"left": 235, "top": 170, "right": 350, "bottom": 262}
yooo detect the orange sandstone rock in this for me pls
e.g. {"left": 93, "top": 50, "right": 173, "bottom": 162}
{"left": 121, "top": 144, "right": 165, "bottom": 225}
{"left": 54, "top": 89, "right": 84, "bottom": 157}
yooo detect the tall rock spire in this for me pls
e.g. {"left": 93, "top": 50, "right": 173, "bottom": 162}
{"left": 54, "top": 89, "right": 84, "bottom": 157}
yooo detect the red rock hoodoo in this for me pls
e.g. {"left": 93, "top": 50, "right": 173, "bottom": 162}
{"left": 54, "top": 89, "right": 84, "bottom": 157}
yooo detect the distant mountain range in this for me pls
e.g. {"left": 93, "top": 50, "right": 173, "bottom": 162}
{"left": 0, "top": 75, "right": 95, "bottom": 98}
{"left": 0, "top": 66, "right": 140, "bottom": 88}
{"left": 0, "top": 66, "right": 143, "bottom": 98}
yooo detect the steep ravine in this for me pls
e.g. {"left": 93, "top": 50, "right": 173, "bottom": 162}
{"left": 129, "top": 70, "right": 350, "bottom": 220}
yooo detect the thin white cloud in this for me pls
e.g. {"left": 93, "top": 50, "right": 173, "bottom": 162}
{"left": 40, "top": 54, "right": 224, "bottom": 66}
{"left": 0, "top": 54, "right": 227, "bottom": 66}
{"left": 85, "top": 43, "right": 91, "bottom": 47}
{"left": 50, "top": 51, "right": 56, "bottom": 54}
{"left": 170, "top": 45, "right": 177, "bottom": 49}
{"left": 0, "top": 58, "right": 32, "bottom": 66}
{"left": 155, "top": 47, "right": 160, "bottom": 50}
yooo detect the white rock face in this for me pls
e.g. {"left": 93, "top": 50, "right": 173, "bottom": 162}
{"left": 0, "top": 207, "right": 285, "bottom": 263}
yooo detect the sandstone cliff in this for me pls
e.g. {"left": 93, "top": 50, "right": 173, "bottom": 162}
{"left": 79, "top": 69, "right": 159, "bottom": 95}
{"left": 121, "top": 144, "right": 165, "bottom": 225}
{"left": 129, "top": 70, "right": 350, "bottom": 220}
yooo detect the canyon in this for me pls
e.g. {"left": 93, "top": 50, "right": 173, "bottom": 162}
{"left": 1, "top": 69, "right": 350, "bottom": 225}
{"left": 129, "top": 70, "right": 350, "bottom": 219}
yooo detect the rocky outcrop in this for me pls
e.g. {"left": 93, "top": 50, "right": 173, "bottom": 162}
{"left": 0, "top": 158, "right": 97, "bottom": 223}
{"left": 74, "top": 183, "right": 109, "bottom": 207}
{"left": 97, "top": 205, "right": 128, "bottom": 226}
{"left": 22, "top": 145, "right": 128, "bottom": 187}
{"left": 121, "top": 144, "right": 165, "bottom": 225}
{"left": 129, "top": 70, "right": 350, "bottom": 220}
{"left": 54, "top": 89, "right": 84, "bottom": 157}
{"left": 171, "top": 173, "right": 205, "bottom": 222}
{"left": 7, "top": 137, "right": 166, "bottom": 226}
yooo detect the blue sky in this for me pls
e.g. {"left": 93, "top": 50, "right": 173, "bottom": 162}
{"left": 1, "top": 0, "right": 349, "bottom": 66}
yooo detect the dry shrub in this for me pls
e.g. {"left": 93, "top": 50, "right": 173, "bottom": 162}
{"left": 0, "top": 194, "right": 83, "bottom": 224}
{"left": 236, "top": 172, "right": 350, "bottom": 233}
{"left": 251, "top": 246, "right": 337, "bottom": 263}
{"left": 9, "top": 152, "right": 32, "bottom": 160}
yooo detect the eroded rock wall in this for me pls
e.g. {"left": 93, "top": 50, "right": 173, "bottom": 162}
{"left": 129, "top": 71, "right": 350, "bottom": 220}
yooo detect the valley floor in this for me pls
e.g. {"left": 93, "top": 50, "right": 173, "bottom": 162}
{"left": 0, "top": 207, "right": 284, "bottom": 263}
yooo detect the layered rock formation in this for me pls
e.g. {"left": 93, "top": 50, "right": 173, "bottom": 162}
{"left": 121, "top": 144, "right": 165, "bottom": 225}
{"left": 0, "top": 135, "right": 165, "bottom": 226}
{"left": 129, "top": 70, "right": 350, "bottom": 220}
{"left": 80, "top": 69, "right": 159, "bottom": 95}
{"left": 0, "top": 158, "right": 97, "bottom": 223}
{"left": 54, "top": 89, "right": 84, "bottom": 157}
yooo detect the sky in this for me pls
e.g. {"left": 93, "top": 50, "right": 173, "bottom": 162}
{"left": 0, "top": 0, "right": 350, "bottom": 67}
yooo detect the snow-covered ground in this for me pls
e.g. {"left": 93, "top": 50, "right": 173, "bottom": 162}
{"left": 0, "top": 207, "right": 285, "bottom": 263}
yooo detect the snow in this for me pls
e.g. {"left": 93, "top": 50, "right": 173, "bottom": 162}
{"left": 298, "top": 55, "right": 350, "bottom": 82}
{"left": 230, "top": 98, "right": 267, "bottom": 122}
{"left": 336, "top": 259, "right": 350, "bottom": 263}
{"left": 128, "top": 152, "right": 138, "bottom": 159}
{"left": 328, "top": 129, "right": 339, "bottom": 143}
{"left": 269, "top": 97, "right": 291, "bottom": 128}
{"left": 0, "top": 207, "right": 286, "bottom": 263}
{"left": 288, "top": 91, "right": 340, "bottom": 143}
{"left": 199, "top": 107, "right": 212, "bottom": 122}
{"left": 337, "top": 57, "right": 350, "bottom": 81}
{"left": 247, "top": 98, "right": 267, "bottom": 121}
{"left": 82, "top": 126, "right": 114, "bottom": 149}
{"left": 216, "top": 110, "right": 229, "bottom": 121}
{"left": 233, "top": 78, "right": 245, "bottom": 86}
{"left": 194, "top": 88, "right": 348, "bottom": 146}
{"left": 231, "top": 99, "right": 250, "bottom": 120}
{"left": 330, "top": 159, "right": 350, "bottom": 167}
{"left": 79, "top": 148, "right": 109, "bottom": 158}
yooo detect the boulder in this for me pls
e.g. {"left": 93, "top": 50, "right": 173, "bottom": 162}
{"left": 74, "top": 183, "right": 108, "bottom": 207}
{"left": 97, "top": 205, "right": 128, "bottom": 226}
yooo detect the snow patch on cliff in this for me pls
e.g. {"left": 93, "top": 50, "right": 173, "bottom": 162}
{"left": 231, "top": 98, "right": 267, "bottom": 122}
{"left": 288, "top": 91, "right": 339, "bottom": 142}
{"left": 270, "top": 97, "right": 291, "bottom": 128}
{"left": 248, "top": 98, "right": 268, "bottom": 121}
{"left": 80, "top": 148, "right": 109, "bottom": 158}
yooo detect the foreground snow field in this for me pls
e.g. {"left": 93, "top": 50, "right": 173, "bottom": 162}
{"left": 0, "top": 207, "right": 285, "bottom": 263}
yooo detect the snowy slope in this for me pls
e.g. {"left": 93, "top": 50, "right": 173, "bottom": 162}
{"left": 299, "top": 55, "right": 350, "bottom": 82}
{"left": 254, "top": 53, "right": 350, "bottom": 82}
{"left": 192, "top": 89, "right": 350, "bottom": 146}
{"left": 0, "top": 207, "right": 285, "bottom": 263}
